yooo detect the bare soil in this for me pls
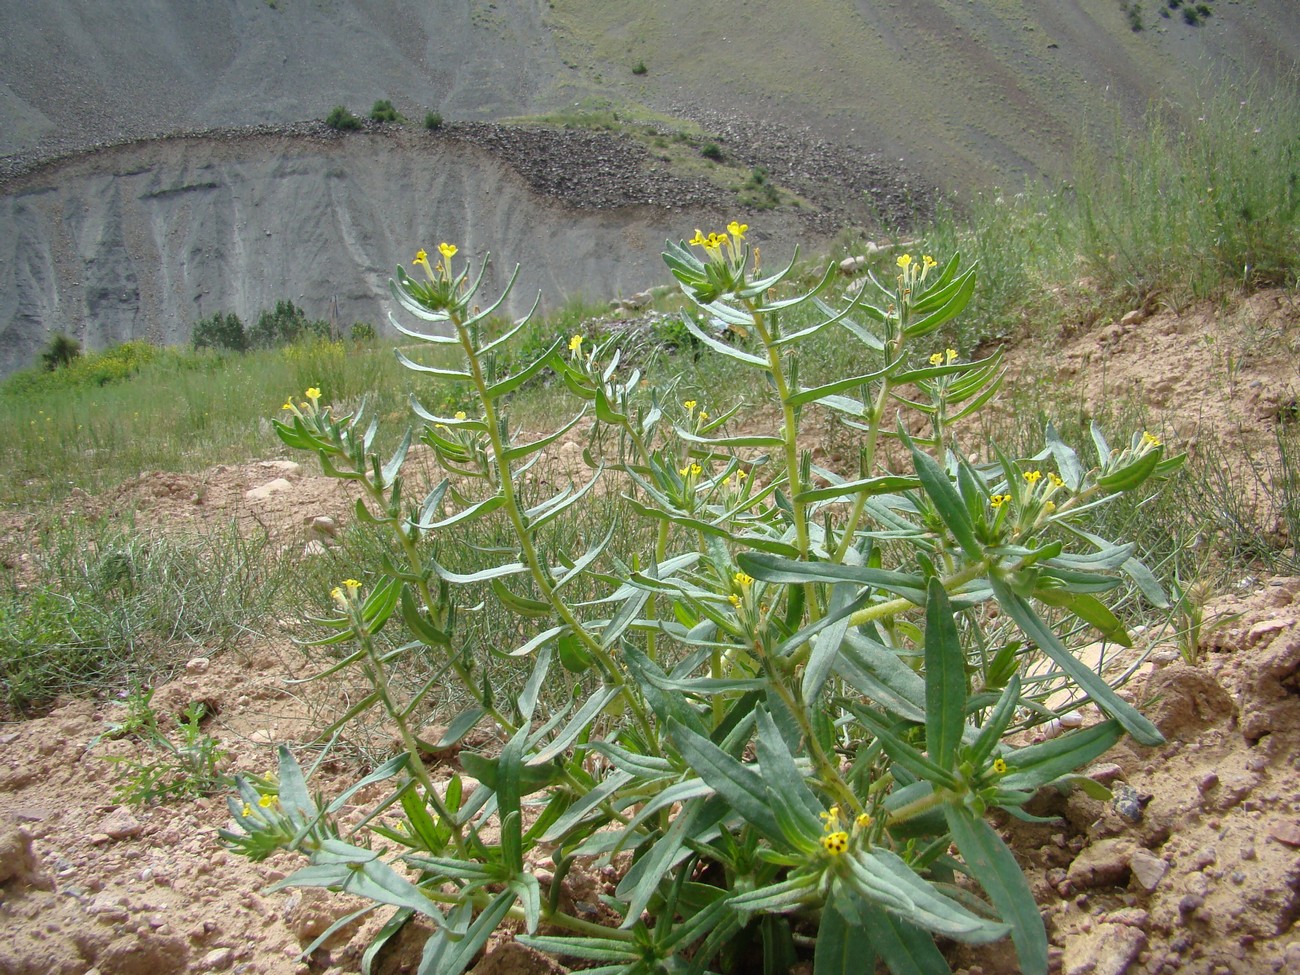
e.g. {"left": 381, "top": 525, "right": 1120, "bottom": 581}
{"left": 2, "top": 289, "right": 1300, "bottom": 975}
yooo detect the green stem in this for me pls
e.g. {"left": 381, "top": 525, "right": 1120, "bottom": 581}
{"left": 455, "top": 319, "right": 658, "bottom": 746}
{"left": 353, "top": 620, "right": 468, "bottom": 856}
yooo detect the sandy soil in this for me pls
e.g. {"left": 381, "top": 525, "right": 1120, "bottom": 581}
{"left": 2, "top": 289, "right": 1299, "bottom": 975}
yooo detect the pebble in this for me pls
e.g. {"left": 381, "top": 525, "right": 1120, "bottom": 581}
{"left": 1268, "top": 821, "right": 1300, "bottom": 848}
{"left": 186, "top": 657, "right": 211, "bottom": 674}
{"left": 1129, "top": 850, "right": 1168, "bottom": 891}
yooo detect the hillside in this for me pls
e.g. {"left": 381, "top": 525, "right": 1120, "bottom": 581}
{"left": 0, "top": 0, "right": 1296, "bottom": 374}
{"left": 3, "top": 0, "right": 1296, "bottom": 185}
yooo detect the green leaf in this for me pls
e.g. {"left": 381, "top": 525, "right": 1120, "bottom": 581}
{"left": 1034, "top": 589, "right": 1132, "bottom": 646}
{"left": 989, "top": 577, "right": 1162, "bottom": 745}
{"left": 855, "top": 849, "right": 1010, "bottom": 943}
{"left": 924, "top": 578, "right": 966, "bottom": 771}
{"left": 417, "top": 889, "right": 514, "bottom": 975}
{"left": 738, "top": 552, "right": 927, "bottom": 604}
{"left": 667, "top": 719, "right": 784, "bottom": 843}
{"left": 945, "top": 805, "right": 1047, "bottom": 975}
{"left": 910, "top": 443, "right": 982, "bottom": 560}
{"left": 1000, "top": 719, "right": 1125, "bottom": 792}
{"left": 755, "top": 708, "right": 823, "bottom": 837}
{"left": 615, "top": 795, "right": 729, "bottom": 926}
{"left": 969, "top": 675, "right": 1021, "bottom": 766}
{"left": 815, "top": 899, "right": 877, "bottom": 975}
{"left": 855, "top": 900, "right": 952, "bottom": 975}
{"left": 835, "top": 631, "right": 928, "bottom": 723}
{"left": 796, "top": 475, "right": 922, "bottom": 504}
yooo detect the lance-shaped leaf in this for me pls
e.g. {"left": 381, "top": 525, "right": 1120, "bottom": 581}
{"left": 667, "top": 718, "right": 784, "bottom": 844}
{"left": 945, "top": 805, "right": 1047, "bottom": 975}
{"left": 910, "top": 442, "right": 982, "bottom": 560}
{"left": 989, "top": 576, "right": 1162, "bottom": 745}
{"left": 738, "top": 552, "right": 927, "bottom": 604}
{"left": 924, "top": 578, "right": 967, "bottom": 771}
{"left": 853, "top": 848, "right": 1010, "bottom": 943}
{"left": 852, "top": 899, "right": 952, "bottom": 975}
{"left": 815, "top": 898, "right": 878, "bottom": 975}
{"left": 999, "top": 719, "right": 1124, "bottom": 792}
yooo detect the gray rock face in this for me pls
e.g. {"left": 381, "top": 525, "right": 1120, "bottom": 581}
{"left": 0, "top": 127, "right": 825, "bottom": 375}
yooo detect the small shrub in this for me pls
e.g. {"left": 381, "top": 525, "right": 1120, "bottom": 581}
{"left": 424, "top": 111, "right": 443, "bottom": 131}
{"left": 349, "top": 321, "right": 377, "bottom": 343}
{"left": 250, "top": 300, "right": 315, "bottom": 349}
{"left": 632, "top": 60, "right": 648, "bottom": 75}
{"left": 192, "top": 312, "right": 248, "bottom": 352}
{"left": 325, "top": 105, "right": 362, "bottom": 131}
{"left": 41, "top": 333, "right": 82, "bottom": 371}
{"left": 370, "top": 99, "right": 403, "bottom": 123}
{"left": 700, "top": 142, "right": 724, "bottom": 162}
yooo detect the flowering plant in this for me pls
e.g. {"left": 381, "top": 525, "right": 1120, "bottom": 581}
{"left": 225, "top": 228, "right": 1181, "bottom": 974}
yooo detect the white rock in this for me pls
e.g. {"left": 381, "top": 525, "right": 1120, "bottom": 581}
{"left": 309, "top": 515, "right": 338, "bottom": 537}
{"left": 185, "top": 657, "right": 210, "bottom": 675}
{"left": 301, "top": 540, "right": 327, "bottom": 556}
{"left": 245, "top": 478, "right": 294, "bottom": 501}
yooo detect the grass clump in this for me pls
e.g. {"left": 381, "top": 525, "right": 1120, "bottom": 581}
{"left": 325, "top": 105, "right": 362, "bottom": 131}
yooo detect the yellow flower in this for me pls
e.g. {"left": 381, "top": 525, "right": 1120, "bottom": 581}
{"left": 258, "top": 794, "right": 277, "bottom": 809}
{"left": 1048, "top": 472, "right": 1065, "bottom": 488}
{"left": 689, "top": 229, "right": 707, "bottom": 247}
{"left": 568, "top": 334, "right": 583, "bottom": 354}
{"left": 820, "top": 806, "right": 842, "bottom": 832}
{"left": 343, "top": 579, "right": 362, "bottom": 592}
{"left": 282, "top": 400, "right": 294, "bottom": 411}
{"left": 990, "top": 494, "right": 1012, "bottom": 509}
{"left": 330, "top": 586, "right": 345, "bottom": 607}
{"left": 923, "top": 255, "right": 938, "bottom": 271}
{"left": 683, "top": 400, "right": 697, "bottom": 413}
{"left": 855, "top": 813, "right": 872, "bottom": 830}
{"left": 728, "top": 594, "right": 741, "bottom": 608}
{"left": 306, "top": 387, "right": 321, "bottom": 403}
{"left": 438, "top": 242, "right": 458, "bottom": 260}
{"left": 454, "top": 411, "right": 467, "bottom": 421}
{"left": 241, "top": 803, "right": 252, "bottom": 818}
{"left": 929, "top": 352, "right": 944, "bottom": 366}
{"left": 1141, "top": 432, "right": 1162, "bottom": 449}
{"left": 822, "top": 831, "right": 850, "bottom": 855}
{"left": 689, "top": 463, "right": 702, "bottom": 476}
{"left": 727, "top": 221, "right": 748, "bottom": 239}
{"left": 897, "top": 254, "right": 912, "bottom": 269}
{"left": 733, "top": 571, "right": 754, "bottom": 589}
{"left": 946, "top": 348, "right": 957, "bottom": 362}
{"left": 1023, "top": 470, "right": 1042, "bottom": 485}
{"left": 413, "top": 249, "right": 429, "bottom": 267}
{"left": 992, "top": 758, "right": 1008, "bottom": 776}
{"left": 1044, "top": 501, "right": 1057, "bottom": 513}
{"left": 698, "top": 411, "right": 708, "bottom": 422}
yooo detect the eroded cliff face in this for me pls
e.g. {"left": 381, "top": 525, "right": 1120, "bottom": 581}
{"left": 0, "top": 126, "right": 824, "bottom": 375}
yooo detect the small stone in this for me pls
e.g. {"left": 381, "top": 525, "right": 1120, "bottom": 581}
{"left": 1119, "top": 309, "right": 1145, "bottom": 327}
{"left": 1084, "top": 763, "right": 1124, "bottom": 786}
{"left": 309, "top": 516, "right": 338, "bottom": 537}
{"left": 201, "top": 947, "right": 234, "bottom": 971}
{"left": 301, "top": 539, "right": 327, "bottom": 556}
{"left": 245, "top": 477, "right": 294, "bottom": 501}
{"left": 185, "top": 657, "right": 210, "bottom": 675}
{"left": 1067, "top": 838, "right": 1134, "bottom": 890}
{"left": 1107, "top": 907, "right": 1149, "bottom": 928}
{"left": 100, "top": 808, "right": 144, "bottom": 840}
{"left": 1269, "top": 821, "right": 1300, "bottom": 848}
{"left": 1129, "top": 850, "right": 1168, "bottom": 892}
{"left": 1197, "top": 771, "right": 1219, "bottom": 794}
{"left": 248, "top": 729, "right": 275, "bottom": 745}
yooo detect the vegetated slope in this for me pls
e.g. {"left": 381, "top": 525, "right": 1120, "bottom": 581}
{"left": 548, "top": 0, "right": 1300, "bottom": 188}
{"left": 3, "top": 0, "right": 1296, "bottom": 189}
{"left": 0, "top": 0, "right": 573, "bottom": 157}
